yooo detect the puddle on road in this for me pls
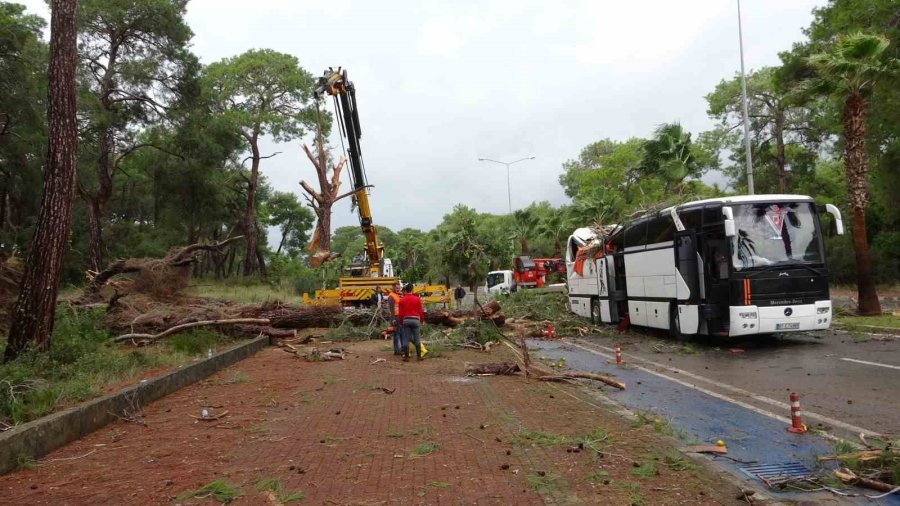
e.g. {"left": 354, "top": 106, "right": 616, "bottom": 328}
{"left": 528, "top": 339, "right": 898, "bottom": 506}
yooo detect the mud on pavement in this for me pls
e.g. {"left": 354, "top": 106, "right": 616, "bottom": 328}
{"left": 0, "top": 341, "right": 745, "bottom": 505}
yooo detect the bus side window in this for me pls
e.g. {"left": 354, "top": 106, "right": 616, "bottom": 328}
{"left": 647, "top": 215, "right": 675, "bottom": 244}
{"left": 680, "top": 209, "right": 700, "bottom": 232}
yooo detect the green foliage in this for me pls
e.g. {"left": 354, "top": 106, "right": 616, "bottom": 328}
{"left": 179, "top": 480, "right": 241, "bottom": 503}
{"left": 410, "top": 441, "right": 439, "bottom": 457}
{"left": 525, "top": 473, "right": 560, "bottom": 493}
{"left": 639, "top": 123, "right": 704, "bottom": 193}
{"left": 0, "top": 2, "right": 47, "bottom": 250}
{"left": 264, "top": 191, "right": 315, "bottom": 257}
{"left": 0, "top": 308, "right": 232, "bottom": 425}
{"left": 255, "top": 478, "right": 304, "bottom": 503}
{"left": 512, "top": 430, "right": 569, "bottom": 448}
{"left": 630, "top": 461, "right": 658, "bottom": 479}
{"left": 203, "top": 49, "right": 320, "bottom": 143}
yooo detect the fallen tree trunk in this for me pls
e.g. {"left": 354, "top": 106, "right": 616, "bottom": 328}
{"left": 250, "top": 304, "right": 345, "bottom": 328}
{"left": 425, "top": 309, "right": 505, "bottom": 328}
{"left": 113, "top": 318, "right": 270, "bottom": 343}
{"left": 233, "top": 325, "right": 297, "bottom": 339}
{"left": 466, "top": 362, "right": 521, "bottom": 375}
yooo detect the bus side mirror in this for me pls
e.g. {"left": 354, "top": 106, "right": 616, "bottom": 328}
{"left": 724, "top": 220, "right": 736, "bottom": 237}
{"left": 722, "top": 206, "right": 736, "bottom": 237}
{"left": 825, "top": 204, "right": 844, "bottom": 236}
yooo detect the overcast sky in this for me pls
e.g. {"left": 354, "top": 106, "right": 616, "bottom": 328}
{"left": 21, "top": 0, "right": 824, "bottom": 233}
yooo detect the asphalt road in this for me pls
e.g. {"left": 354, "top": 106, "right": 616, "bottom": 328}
{"left": 577, "top": 326, "right": 900, "bottom": 437}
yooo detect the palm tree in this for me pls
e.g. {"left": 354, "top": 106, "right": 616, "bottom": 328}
{"left": 538, "top": 212, "right": 571, "bottom": 258}
{"left": 639, "top": 122, "right": 697, "bottom": 195}
{"left": 809, "top": 32, "right": 898, "bottom": 315}
{"left": 510, "top": 209, "right": 540, "bottom": 255}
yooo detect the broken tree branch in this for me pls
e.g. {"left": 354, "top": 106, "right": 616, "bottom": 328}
{"left": 113, "top": 318, "right": 270, "bottom": 343}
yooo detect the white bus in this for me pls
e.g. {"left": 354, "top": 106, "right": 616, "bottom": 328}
{"left": 565, "top": 195, "right": 844, "bottom": 338}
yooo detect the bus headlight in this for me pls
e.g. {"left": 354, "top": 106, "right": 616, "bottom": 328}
{"left": 817, "top": 307, "right": 829, "bottom": 314}
{"left": 739, "top": 312, "right": 757, "bottom": 319}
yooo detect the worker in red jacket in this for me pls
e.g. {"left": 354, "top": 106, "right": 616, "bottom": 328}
{"left": 397, "top": 283, "right": 425, "bottom": 361}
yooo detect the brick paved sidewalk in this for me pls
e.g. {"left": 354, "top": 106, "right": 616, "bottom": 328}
{"left": 0, "top": 340, "right": 742, "bottom": 505}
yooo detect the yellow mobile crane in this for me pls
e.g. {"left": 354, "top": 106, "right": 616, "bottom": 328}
{"left": 311, "top": 68, "right": 449, "bottom": 307}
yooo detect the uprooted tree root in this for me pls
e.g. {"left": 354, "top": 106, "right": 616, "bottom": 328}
{"left": 82, "top": 236, "right": 243, "bottom": 301}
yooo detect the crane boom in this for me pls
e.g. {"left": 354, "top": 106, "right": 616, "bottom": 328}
{"left": 315, "top": 68, "right": 382, "bottom": 276}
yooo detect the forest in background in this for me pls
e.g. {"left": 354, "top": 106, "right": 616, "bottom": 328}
{"left": 1, "top": 0, "right": 898, "bottom": 304}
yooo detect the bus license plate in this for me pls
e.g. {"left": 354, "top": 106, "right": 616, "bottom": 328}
{"left": 776, "top": 322, "right": 800, "bottom": 330}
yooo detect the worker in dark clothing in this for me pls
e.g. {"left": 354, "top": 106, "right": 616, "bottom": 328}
{"left": 398, "top": 283, "right": 425, "bottom": 361}
{"left": 453, "top": 285, "right": 466, "bottom": 308}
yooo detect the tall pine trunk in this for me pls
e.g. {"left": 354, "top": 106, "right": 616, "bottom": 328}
{"left": 5, "top": 0, "right": 79, "bottom": 361}
{"left": 85, "top": 198, "right": 104, "bottom": 272}
{"left": 242, "top": 137, "right": 261, "bottom": 276}
{"left": 843, "top": 91, "right": 881, "bottom": 315}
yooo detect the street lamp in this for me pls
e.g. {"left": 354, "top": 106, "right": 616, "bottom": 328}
{"left": 737, "top": 0, "right": 755, "bottom": 194}
{"left": 477, "top": 156, "right": 536, "bottom": 214}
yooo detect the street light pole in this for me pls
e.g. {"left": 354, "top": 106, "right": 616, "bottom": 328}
{"left": 477, "top": 156, "right": 536, "bottom": 214}
{"left": 737, "top": 0, "right": 755, "bottom": 194}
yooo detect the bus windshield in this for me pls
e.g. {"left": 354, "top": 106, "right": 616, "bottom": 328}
{"left": 731, "top": 202, "right": 823, "bottom": 271}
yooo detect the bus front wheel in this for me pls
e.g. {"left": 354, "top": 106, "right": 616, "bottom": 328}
{"left": 669, "top": 304, "right": 687, "bottom": 341}
{"left": 590, "top": 299, "right": 601, "bottom": 325}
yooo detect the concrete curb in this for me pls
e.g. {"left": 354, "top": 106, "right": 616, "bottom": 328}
{"left": 0, "top": 335, "right": 269, "bottom": 475}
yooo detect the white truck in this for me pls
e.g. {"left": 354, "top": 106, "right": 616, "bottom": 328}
{"left": 485, "top": 270, "right": 515, "bottom": 296}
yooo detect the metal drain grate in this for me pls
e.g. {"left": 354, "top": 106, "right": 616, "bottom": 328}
{"left": 740, "top": 462, "right": 813, "bottom": 487}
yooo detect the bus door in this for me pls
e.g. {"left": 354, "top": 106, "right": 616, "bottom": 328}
{"left": 612, "top": 252, "right": 627, "bottom": 320}
{"left": 703, "top": 236, "right": 731, "bottom": 334}
{"left": 675, "top": 230, "right": 700, "bottom": 300}
{"left": 674, "top": 230, "right": 700, "bottom": 334}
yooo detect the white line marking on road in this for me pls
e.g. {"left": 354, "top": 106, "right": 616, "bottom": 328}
{"left": 565, "top": 339, "right": 880, "bottom": 438}
{"left": 840, "top": 357, "right": 900, "bottom": 371}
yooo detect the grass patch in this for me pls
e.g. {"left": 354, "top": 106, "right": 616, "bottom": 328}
{"left": 573, "top": 428, "right": 609, "bottom": 452}
{"left": 179, "top": 480, "right": 241, "bottom": 503}
{"left": 410, "top": 441, "right": 439, "bottom": 457}
{"left": 0, "top": 307, "right": 235, "bottom": 426}
{"left": 584, "top": 470, "right": 609, "bottom": 482}
{"left": 187, "top": 277, "right": 296, "bottom": 303}
{"left": 630, "top": 412, "right": 686, "bottom": 439}
{"left": 662, "top": 452, "right": 697, "bottom": 472}
{"left": 446, "top": 319, "right": 504, "bottom": 346}
{"left": 525, "top": 473, "right": 560, "bottom": 493}
{"left": 833, "top": 438, "right": 863, "bottom": 455}
{"left": 207, "top": 372, "right": 249, "bottom": 386}
{"left": 428, "top": 481, "right": 450, "bottom": 489}
{"left": 512, "top": 429, "right": 569, "bottom": 448}
{"left": 618, "top": 482, "right": 644, "bottom": 506}
{"left": 677, "top": 343, "right": 700, "bottom": 355}
{"left": 255, "top": 477, "right": 304, "bottom": 503}
{"left": 630, "top": 461, "right": 658, "bottom": 479}
{"left": 835, "top": 313, "right": 900, "bottom": 330}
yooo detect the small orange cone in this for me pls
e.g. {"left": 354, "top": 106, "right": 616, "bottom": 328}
{"left": 787, "top": 392, "right": 807, "bottom": 434}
